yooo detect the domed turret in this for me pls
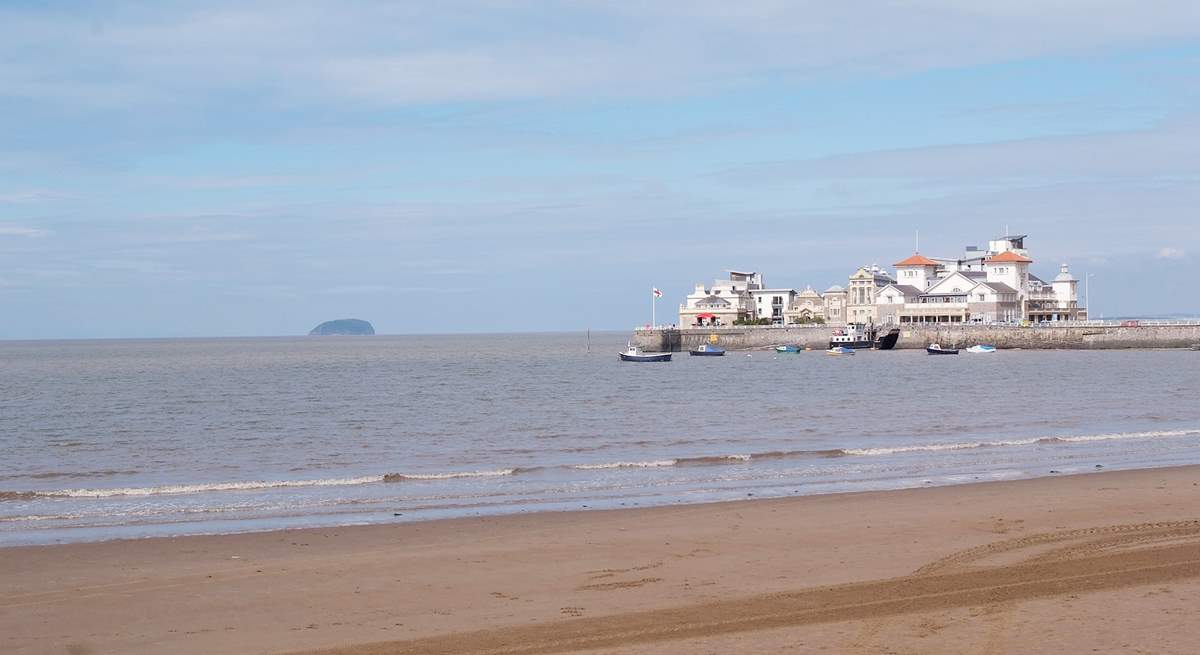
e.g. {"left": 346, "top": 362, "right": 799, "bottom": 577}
{"left": 1052, "top": 264, "right": 1078, "bottom": 308}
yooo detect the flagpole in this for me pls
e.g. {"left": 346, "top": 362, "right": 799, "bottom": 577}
{"left": 651, "top": 289, "right": 656, "bottom": 328}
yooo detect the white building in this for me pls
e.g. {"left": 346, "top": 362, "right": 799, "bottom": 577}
{"left": 823, "top": 285, "right": 847, "bottom": 326}
{"left": 678, "top": 270, "right": 763, "bottom": 327}
{"left": 750, "top": 288, "right": 798, "bottom": 325}
{"left": 875, "top": 235, "right": 1085, "bottom": 324}
{"left": 783, "top": 286, "right": 827, "bottom": 324}
{"left": 673, "top": 234, "right": 1084, "bottom": 329}
{"left": 845, "top": 265, "right": 896, "bottom": 325}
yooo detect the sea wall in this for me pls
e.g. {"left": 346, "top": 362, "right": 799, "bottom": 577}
{"left": 632, "top": 324, "right": 1200, "bottom": 351}
{"left": 633, "top": 326, "right": 832, "bottom": 352}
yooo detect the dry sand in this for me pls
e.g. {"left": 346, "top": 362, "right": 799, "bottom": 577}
{"left": 4, "top": 466, "right": 1200, "bottom": 654}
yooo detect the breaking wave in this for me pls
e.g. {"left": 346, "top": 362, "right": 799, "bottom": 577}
{"left": 2, "top": 429, "right": 1195, "bottom": 502}
{"left": 0, "top": 491, "right": 42, "bottom": 502}
{"left": 571, "top": 460, "right": 680, "bottom": 470}
{"left": 842, "top": 429, "right": 1200, "bottom": 456}
{"left": 44, "top": 476, "right": 386, "bottom": 499}
{"left": 383, "top": 469, "right": 518, "bottom": 482}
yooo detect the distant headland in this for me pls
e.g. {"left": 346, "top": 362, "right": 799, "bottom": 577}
{"left": 308, "top": 319, "right": 375, "bottom": 336}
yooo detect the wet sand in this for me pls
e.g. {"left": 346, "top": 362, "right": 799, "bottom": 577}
{"left": 4, "top": 466, "right": 1200, "bottom": 654}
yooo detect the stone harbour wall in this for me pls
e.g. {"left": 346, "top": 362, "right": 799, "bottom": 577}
{"left": 632, "top": 324, "right": 1200, "bottom": 351}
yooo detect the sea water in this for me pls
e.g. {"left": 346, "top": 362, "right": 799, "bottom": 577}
{"left": 2, "top": 333, "right": 1198, "bottom": 545}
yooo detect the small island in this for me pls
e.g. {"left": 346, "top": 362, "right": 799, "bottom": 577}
{"left": 308, "top": 318, "right": 376, "bottom": 336}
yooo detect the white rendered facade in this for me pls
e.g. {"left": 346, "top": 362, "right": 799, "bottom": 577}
{"left": 678, "top": 270, "right": 763, "bottom": 326}
{"left": 750, "top": 288, "right": 798, "bottom": 324}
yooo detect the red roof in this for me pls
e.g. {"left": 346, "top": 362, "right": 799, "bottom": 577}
{"left": 893, "top": 253, "right": 939, "bottom": 267}
{"left": 986, "top": 251, "right": 1032, "bottom": 263}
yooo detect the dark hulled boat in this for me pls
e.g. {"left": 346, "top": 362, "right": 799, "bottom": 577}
{"left": 618, "top": 344, "right": 672, "bottom": 362}
{"left": 926, "top": 343, "right": 959, "bottom": 355}
{"left": 829, "top": 324, "right": 877, "bottom": 349}
{"left": 875, "top": 328, "right": 901, "bottom": 350}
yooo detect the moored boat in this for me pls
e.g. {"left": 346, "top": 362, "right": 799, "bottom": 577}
{"left": 965, "top": 344, "right": 997, "bottom": 354}
{"left": 775, "top": 345, "right": 801, "bottom": 353}
{"left": 875, "top": 328, "right": 901, "bottom": 350}
{"left": 826, "top": 346, "right": 856, "bottom": 356}
{"left": 619, "top": 343, "right": 672, "bottom": 362}
{"left": 689, "top": 344, "right": 726, "bottom": 356}
{"left": 926, "top": 343, "right": 959, "bottom": 355}
{"left": 829, "top": 323, "right": 878, "bottom": 349}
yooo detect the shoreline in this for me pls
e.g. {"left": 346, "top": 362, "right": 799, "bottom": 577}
{"left": 5, "top": 454, "right": 1192, "bottom": 549}
{"left": 5, "top": 465, "right": 1200, "bottom": 654}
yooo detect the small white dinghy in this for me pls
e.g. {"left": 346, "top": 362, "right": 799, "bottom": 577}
{"left": 966, "top": 344, "right": 997, "bottom": 354}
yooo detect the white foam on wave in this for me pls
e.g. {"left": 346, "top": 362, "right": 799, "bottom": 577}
{"left": 384, "top": 469, "right": 516, "bottom": 481}
{"left": 843, "top": 429, "right": 1200, "bottom": 457}
{"left": 54, "top": 476, "right": 386, "bottom": 498}
{"left": 1053, "top": 429, "right": 1200, "bottom": 443}
{"left": 45, "top": 469, "right": 524, "bottom": 498}
{"left": 572, "top": 460, "right": 679, "bottom": 470}
{"left": 842, "top": 439, "right": 1040, "bottom": 456}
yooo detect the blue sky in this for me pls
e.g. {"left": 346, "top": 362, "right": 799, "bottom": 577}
{"left": 2, "top": 1, "right": 1199, "bottom": 338}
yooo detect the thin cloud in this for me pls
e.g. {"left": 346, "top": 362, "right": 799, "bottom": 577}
{"left": 1158, "top": 247, "right": 1186, "bottom": 259}
{"left": 0, "top": 190, "right": 70, "bottom": 204}
{"left": 3, "top": 2, "right": 1200, "bottom": 108}
{"left": 717, "top": 117, "right": 1200, "bottom": 183}
{"left": 0, "top": 225, "right": 47, "bottom": 237}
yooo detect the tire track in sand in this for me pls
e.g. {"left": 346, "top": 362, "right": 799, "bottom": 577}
{"left": 913, "top": 520, "right": 1200, "bottom": 576}
{"left": 296, "top": 526, "right": 1200, "bottom": 655}
{"left": 848, "top": 519, "right": 1200, "bottom": 653}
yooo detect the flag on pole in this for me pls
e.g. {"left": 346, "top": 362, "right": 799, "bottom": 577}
{"left": 652, "top": 288, "right": 662, "bottom": 298}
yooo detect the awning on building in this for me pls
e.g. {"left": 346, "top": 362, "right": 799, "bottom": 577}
{"left": 696, "top": 312, "right": 717, "bottom": 319}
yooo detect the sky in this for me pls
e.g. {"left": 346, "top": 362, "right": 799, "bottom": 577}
{"left": 2, "top": 1, "right": 1199, "bottom": 339}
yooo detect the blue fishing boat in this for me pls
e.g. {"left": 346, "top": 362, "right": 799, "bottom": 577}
{"left": 689, "top": 344, "right": 726, "bottom": 356}
{"left": 966, "top": 344, "right": 997, "bottom": 354}
{"left": 826, "top": 346, "right": 856, "bottom": 356}
{"left": 618, "top": 343, "right": 672, "bottom": 362}
{"left": 775, "top": 345, "right": 801, "bottom": 353}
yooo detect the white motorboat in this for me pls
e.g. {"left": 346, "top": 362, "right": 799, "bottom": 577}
{"left": 618, "top": 343, "right": 672, "bottom": 362}
{"left": 966, "top": 344, "right": 997, "bottom": 354}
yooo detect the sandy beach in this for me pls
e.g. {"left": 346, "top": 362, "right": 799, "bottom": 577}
{"left": 4, "top": 466, "right": 1200, "bottom": 654}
